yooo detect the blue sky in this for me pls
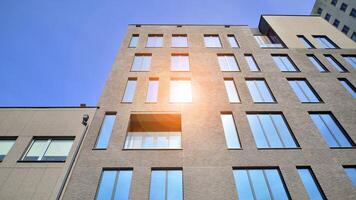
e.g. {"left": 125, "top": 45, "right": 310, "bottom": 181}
{"left": 0, "top": 0, "right": 315, "bottom": 106}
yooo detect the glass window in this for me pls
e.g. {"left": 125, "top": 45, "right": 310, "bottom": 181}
{"left": 146, "top": 78, "right": 159, "bottom": 102}
{"left": 172, "top": 34, "right": 188, "bottom": 47}
{"left": 204, "top": 35, "right": 222, "bottom": 47}
{"left": 233, "top": 168, "right": 290, "bottom": 200}
{"left": 0, "top": 138, "right": 16, "bottom": 161}
{"left": 224, "top": 79, "right": 240, "bottom": 103}
{"left": 95, "top": 169, "right": 133, "bottom": 200}
{"left": 246, "top": 79, "right": 275, "bottom": 103}
{"left": 342, "top": 55, "right": 356, "bottom": 69}
{"left": 313, "top": 36, "right": 338, "bottom": 48}
{"left": 220, "top": 113, "right": 241, "bottom": 148}
{"left": 307, "top": 55, "right": 328, "bottom": 72}
{"left": 170, "top": 79, "right": 192, "bottom": 102}
{"left": 309, "top": 112, "right": 354, "bottom": 148}
{"left": 218, "top": 55, "right": 239, "bottom": 71}
{"left": 124, "top": 114, "right": 182, "bottom": 149}
{"left": 338, "top": 78, "right": 356, "bottom": 98}
{"left": 324, "top": 13, "right": 331, "bottom": 21}
{"left": 344, "top": 166, "right": 356, "bottom": 187}
{"left": 171, "top": 54, "right": 189, "bottom": 71}
{"left": 342, "top": 25, "right": 350, "bottom": 34}
{"left": 297, "top": 167, "right": 326, "bottom": 200}
{"left": 146, "top": 34, "right": 163, "bottom": 47}
{"left": 22, "top": 138, "right": 74, "bottom": 161}
{"left": 272, "top": 55, "right": 299, "bottom": 72}
{"left": 131, "top": 54, "right": 151, "bottom": 71}
{"left": 317, "top": 8, "right": 323, "bottom": 15}
{"left": 288, "top": 79, "right": 321, "bottom": 103}
{"left": 227, "top": 35, "right": 239, "bottom": 48}
{"left": 352, "top": 32, "right": 356, "bottom": 42}
{"left": 247, "top": 113, "right": 298, "bottom": 148}
{"left": 95, "top": 114, "right": 116, "bottom": 148}
{"left": 245, "top": 54, "right": 260, "bottom": 71}
{"left": 350, "top": 8, "right": 356, "bottom": 18}
{"left": 254, "top": 35, "right": 283, "bottom": 48}
{"left": 332, "top": 19, "right": 340, "bottom": 28}
{"left": 122, "top": 78, "right": 137, "bottom": 103}
{"left": 324, "top": 55, "right": 348, "bottom": 72}
{"left": 340, "top": 3, "right": 348, "bottom": 12}
{"left": 331, "top": 0, "right": 338, "bottom": 6}
{"left": 297, "top": 35, "right": 315, "bottom": 48}
{"left": 129, "top": 34, "right": 139, "bottom": 48}
{"left": 149, "top": 170, "right": 183, "bottom": 200}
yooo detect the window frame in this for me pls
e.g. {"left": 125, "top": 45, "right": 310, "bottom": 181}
{"left": 0, "top": 137, "right": 17, "bottom": 162}
{"left": 340, "top": 3, "right": 348, "bottom": 12}
{"left": 171, "top": 34, "right": 188, "bottom": 48}
{"left": 297, "top": 35, "right": 315, "bottom": 49}
{"left": 306, "top": 54, "right": 329, "bottom": 72}
{"left": 343, "top": 165, "right": 356, "bottom": 187}
{"left": 227, "top": 34, "right": 239, "bottom": 48}
{"left": 245, "top": 78, "right": 277, "bottom": 103}
{"left": 146, "top": 34, "right": 164, "bottom": 48}
{"left": 287, "top": 78, "right": 323, "bottom": 103}
{"left": 338, "top": 78, "right": 356, "bottom": 98}
{"left": 149, "top": 168, "right": 184, "bottom": 200}
{"left": 220, "top": 112, "right": 242, "bottom": 149}
{"left": 313, "top": 35, "right": 339, "bottom": 49}
{"left": 128, "top": 34, "right": 139, "bottom": 48}
{"left": 121, "top": 77, "right": 138, "bottom": 103}
{"left": 131, "top": 53, "right": 152, "bottom": 72}
{"left": 169, "top": 78, "right": 192, "bottom": 103}
{"left": 244, "top": 54, "right": 261, "bottom": 72}
{"left": 203, "top": 34, "right": 222, "bottom": 48}
{"left": 324, "top": 54, "right": 348, "bottom": 72}
{"left": 297, "top": 166, "right": 327, "bottom": 200}
{"left": 93, "top": 112, "right": 117, "bottom": 150}
{"left": 271, "top": 54, "right": 300, "bottom": 72}
{"left": 171, "top": 53, "right": 190, "bottom": 71}
{"left": 217, "top": 54, "right": 240, "bottom": 72}
{"left": 223, "top": 78, "right": 241, "bottom": 103}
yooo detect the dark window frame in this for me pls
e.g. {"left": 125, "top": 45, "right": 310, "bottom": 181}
{"left": 306, "top": 54, "right": 329, "bottom": 72}
{"left": 297, "top": 166, "right": 327, "bottom": 200}
{"left": 93, "top": 112, "right": 117, "bottom": 150}
{"left": 287, "top": 78, "right": 324, "bottom": 103}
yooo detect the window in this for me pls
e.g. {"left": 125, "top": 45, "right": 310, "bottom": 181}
{"left": 224, "top": 78, "right": 240, "bottom": 103}
{"left": 122, "top": 78, "right": 137, "bottom": 103}
{"left": 332, "top": 19, "right": 340, "bottom": 27}
{"left": 297, "top": 35, "right": 315, "bottom": 48}
{"left": 246, "top": 79, "right": 275, "bottom": 103}
{"left": 218, "top": 54, "right": 239, "bottom": 71}
{"left": 146, "top": 34, "right": 163, "bottom": 47}
{"left": 338, "top": 78, "right": 356, "bottom": 98}
{"left": 146, "top": 78, "right": 159, "bottom": 102}
{"left": 297, "top": 167, "right": 326, "bottom": 200}
{"left": 352, "top": 32, "right": 356, "bottom": 42}
{"left": 95, "top": 169, "right": 133, "bottom": 200}
{"left": 313, "top": 36, "right": 338, "bottom": 48}
{"left": 129, "top": 34, "right": 139, "bottom": 47}
{"left": 204, "top": 34, "right": 222, "bottom": 47}
{"left": 95, "top": 114, "right": 116, "bottom": 149}
{"left": 324, "top": 55, "right": 348, "bottom": 72}
{"left": 170, "top": 79, "right": 192, "bottom": 102}
{"left": 324, "top": 13, "right": 331, "bottom": 21}
{"left": 247, "top": 113, "right": 298, "bottom": 148}
{"left": 0, "top": 138, "right": 16, "bottom": 161}
{"left": 149, "top": 169, "right": 183, "bottom": 200}
{"left": 227, "top": 34, "right": 239, "bottom": 48}
{"left": 344, "top": 166, "right": 356, "bottom": 187}
{"left": 131, "top": 54, "right": 151, "bottom": 71}
{"left": 22, "top": 138, "right": 74, "bottom": 161}
{"left": 245, "top": 54, "right": 260, "bottom": 71}
{"left": 350, "top": 8, "right": 356, "bottom": 18}
{"left": 220, "top": 113, "right": 241, "bottom": 148}
{"left": 342, "top": 25, "right": 350, "bottom": 34}
{"left": 331, "top": 0, "right": 338, "bottom": 6}
{"left": 171, "top": 54, "right": 189, "bottom": 71}
{"left": 317, "top": 8, "right": 323, "bottom": 15}
{"left": 342, "top": 55, "right": 356, "bottom": 69}
{"left": 272, "top": 55, "right": 299, "bottom": 72}
{"left": 309, "top": 112, "right": 354, "bottom": 148}
{"left": 254, "top": 35, "right": 283, "bottom": 48}
{"left": 233, "top": 168, "right": 290, "bottom": 200}
{"left": 172, "top": 34, "right": 188, "bottom": 47}
{"left": 124, "top": 114, "right": 182, "bottom": 149}
{"left": 340, "top": 3, "right": 348, "bottom": 12}
{"left": 307, "top": 55, "right": 328, "bottom": 72}
{"left": 288, "top": 79, "right": 322, "bottom": 103}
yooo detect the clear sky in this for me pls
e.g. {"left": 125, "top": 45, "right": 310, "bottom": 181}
{"left": 0, "top": 0, "right": 315, "bottom": 106}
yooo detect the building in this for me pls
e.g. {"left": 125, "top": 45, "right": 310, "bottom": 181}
{"left": 311, "top": 0, "right": 356, "bottom": 42}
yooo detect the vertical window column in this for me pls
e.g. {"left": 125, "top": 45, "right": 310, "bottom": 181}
{"left": 122, "top": 78, "right": 137, "bottom": 103}
{"left": 95, "top": 113, "right": 116, "bottom": 149}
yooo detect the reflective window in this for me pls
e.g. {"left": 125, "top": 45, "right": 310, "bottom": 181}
{"left": 147, "top": 34, "right": 163, "bottom": 47}
{"left": 340, "top": 3, "right": 348, "bottom": 12}
{"left": 22, "top": 138, "right": 74, "bottom": 161}
{"left": 171, "top": 54, "right": 189, "bottom": 71}
{"left": 95, "top": 114, "right": 116, "bottom": 148}
{"left": 307, "top": 55, "right": 328, "bottom": 72}
{"left": 331, "top": 0, "right": 338, "bottom": 6}
{"left": 338, "top": 78, "right": 356, "bottom": 98}
{"left": 131, "top": 54, "right": 151, "bottom": 71}
{"left": 297, "top": 167, "right": 326, "bottom": 200}
{"left": 220, "top": 113, "right": 241, "bottom": 148}
{"left": 324, "top": 55, "right": 348, "bottom": 72}
{"left": 341, "top": 25, "right": 350, "bottom": 34}
{"left": 342, "top": 55, "right": 356, "bottom": 69}
{"left": 233, "top": 168, "right": 290, "bottom": 200}
{"left": 309, "top": 112, "right": 354, "bottom": 148}
{"left": 204, "top": 35, "right": 222, "bottom": 47}
{"left": 95, "top": 169, "right": 133, "bottom": 200}
{"left": 146, "top": 78, "right": 159, "bottom": 102}
{"left": 313, "top": 36, "right": 338, "bottom": 48}
{"left": 172, "top": 34, "right": 188, "bottom": 47}
{"left": 218, "top": 55, "right": 239, "bottom": 71}
{"left": 129, "top": 34, "right": 139, "bottom": 48}
{"left": 246, "top": 79, "right": 275, "bottom": 103}
{"left": 245, "top": 54, "right": 260, "bottom": 72}
{"left": 0, "top": 138, "right": 16, "bottom": 161}
{"left": 272, "top": 55, "right": 299, "bottom": 72}
{"left": 288, "top": 79, "right": 321, "bottom": 103}
{"left": 333, "top": 19, "right": 340, "bottom": 28}
{"left": 344, "top": 166, "right": 356, "bottom": 187}
{"left": 317, "top": 8, "right": 323, "bottom": 15}
{"left": 124, "top": 114, "right": 182, "bottom": 149}
{"left": 254, "top": 35, "right": 284, "bottom": 48}
{"left": 297, "top": 35, "right": 314, "bottom": 48}
{"left": 227, "top": 35, "right": 239, "bottom": 48}
{"left": 122, "top": 78, "right": 137, "bottom": 103}
{"left": 170, "top": 79, "right": 192, "bottom": 102}
{"left": 247, "top": 113, "right": 298, "bottom": 148}
{"left": 149, "top": 170, "right": 183, "bottom": 200}
{"left": 351, "top": 8, "right": 356, "bottom": 18}
{"left": 224, "top": 79, "right": 240, "bottom": 103}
